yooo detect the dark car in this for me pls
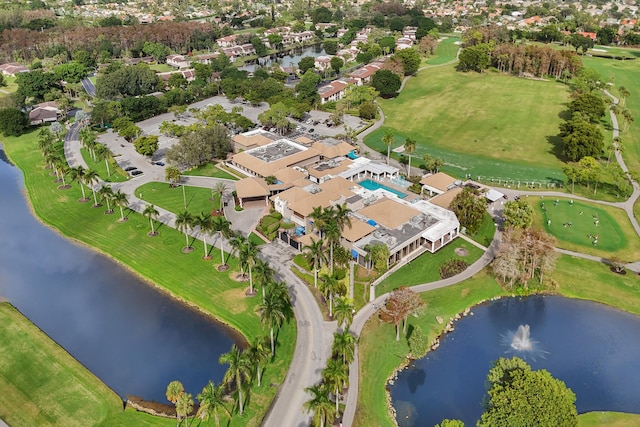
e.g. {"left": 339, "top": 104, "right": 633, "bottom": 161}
{"left": 124, "top": 166, "right": 137, "bottom": 172}
{"left": 155, "top": 161, "right": 165, "bottom": 166}
{"left": 130, "top": 170, "right": 144, "bottom": 176}
{"left": 308, "top": 128, "right": 315, "bottom": 133}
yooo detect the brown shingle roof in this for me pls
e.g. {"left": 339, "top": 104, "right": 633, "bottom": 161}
{"left": 419, "top": 172, "right": 457, "bottom": 192}
{"left": 342, "top": 218, "right": 375, "bottom": 242}
{"left": 429, "top": 187, "right": 463, "bottom": 209}
{"left": 358, "top": 198, "right": 421, "bottom": 230}
{"left": 231, "top": 146, "right": 320, "bottom": 178}
{"left": 235, "top": 177, "right": 269, "bottom": 199}
{"left": 311, "top": 141, "right": 353, "bottom": 158}
{"left": 274, "top": 167, "right": 306, "bottom": 184}
{"left": 233, "top": 133, "right": 274, "bottom": 149}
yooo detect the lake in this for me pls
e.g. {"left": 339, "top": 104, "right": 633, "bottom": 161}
{"left": 0, "top": 147, "right": 239, "bottom": 403}
{"left": 240, "top": 44, "right": 327, "bottom": 72}
{"left": 391, "top": 295, "right": 640, "bottom": 426}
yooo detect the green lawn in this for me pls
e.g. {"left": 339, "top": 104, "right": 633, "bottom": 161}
{"left": 530, "top": 196, "right": 640, "bottom": 260}
{"left": 185, "top": 162, "right": 240, "bottom": 180}
{"left": 579, "top": 411, "right": 640, "bottom": 427}
{"left": 136, "top": 182, "right": 222, "bottom": 217}
{"left": 469, "top": 212, "right": 496, "bottom": 247}
{"left": 0, "top": 303, "right": 175, "bottom": 427}
{"left": 356, "top": 253, "right": 640, "bottom": 426}
{"left": 369, "top": 65, "right": 569, "bottom": 183}
{"left": 2, "top": 130, "right": 295, "bottom": 427}
{"left": 377, "top": 239, "right": 484, "bottom": 295}
{"left": 581, "top": 51, "right": 640, "bottom": 177}
{"left": 425, "top": 35, "right": 461, "bottom": 65}
{"left": 148, "top": 63, "right": 174, "bottom": 73}
{"left": 80, "top": 148, "right": 128, "bottom": 182}
{"left": 0, "top": 75, "right": 18, "bottom": 96}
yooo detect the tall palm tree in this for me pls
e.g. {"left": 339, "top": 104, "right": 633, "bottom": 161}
{"left": 303, "top": 237, "right": 327, "bottom": 289}
{"left": 166, "top": 380, "right": 185, "bottom": 427}
{"left": 143, "top": 204, "right": 160, "bottom": 236}
{"left": 246, "top": 336, "right": 270, "bottom": 387}
{"left": 94, "top": 144, "right": 112, "bottom": 177}
{"left": 176, "top": 210, "right": 195, "bottom": 252}
{"left": 196, "top": 381, "right": 231, "bottom": 427}
{"left": 98, "top": 185, "right": 114, "bottom": 214}
{"left": 83, "top": 168, "right": 100, "bottom": 206}
{"left": 332, "top": 328, "right": 357, "bottom": 364}
{"left": 54, "top": 159, "right": 70, "bottom": 188}
{"left": 230, "top": 234, "right": 248, "bottom": 276}
{"left": 219, "top": 344, "right": 252, "bottom": 415}
{"left": 619, "top": 85, "right": 630, "bottom": 107}
{"left": 69, "top": 166, "right": 88, "bottom": 200}
{"left": 212, "top": 215, "right": 231, "bottom": 268}
{"left": 382, "top": 129, "right": 395, "bottom": 165}
{"left": 113, "top": 190, "right": 129, "bottom": 221}
{"left": 309, "top": 206, "right": 326, "bottom": 238}
{"left": 323, "top": 357, "right": 349, "bottom": 414}
{"left": 80, "top": 128, "right": 98, "bottom": 161}
{"left": 333, "top": 297, "right": 355, "bottom": 329}
{"left": 303, "top": 383, "right": 336, "bottom": 427}
{"left": 259, "top": 288, "right": 288, "bottom": 357}
{"left": 253, "top": 258, "right": 275, "bottom": 301}
{"left": 195, "top": 212, "right": 214, "bottom": 259}
{"left": 241, "top": 240, "right": 258, "bottom": 294}
{"left": 324, "top": 220, "right": 341, "bottom": 275}
{"left": 404, "top": 137, "right": 416, "bottom": 176}
{"left": 334, "top": 203, "right": 352, "bottom": 232}
{"left": 212, "top": 181, "right": 228, "bottom": 210}
{"left": 319, "top": 273, "right": 342, "bottom": 318}
{"left": 176, "top": 392, "right": 194, "bottom": 427}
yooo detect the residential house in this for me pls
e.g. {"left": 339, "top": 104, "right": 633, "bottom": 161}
{"left": 29, "top": 101, "right": 60, "bottom": 125}
{"left": 348, "top": 63, "right": 381, "bottom": 86}
{"left": 0, "top": 62, "right": 29, "bottom": 77}
{"left": 166, "top": 54, "right": 191, "bottom": 68}
{"left": 318, "top": 80, "right": 348, "bottom": 104}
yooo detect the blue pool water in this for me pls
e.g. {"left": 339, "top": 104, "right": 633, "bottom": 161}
{"left": 359, "top": 179, "right": 407, "bottom": 199}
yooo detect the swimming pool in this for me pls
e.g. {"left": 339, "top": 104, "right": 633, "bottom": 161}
{"left": 359, "top": 179, "right": 407, "bottom": 199}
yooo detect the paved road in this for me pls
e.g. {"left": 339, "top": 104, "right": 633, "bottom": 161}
{"left": 81, "top": 77, "right": 96, "bottom": 97}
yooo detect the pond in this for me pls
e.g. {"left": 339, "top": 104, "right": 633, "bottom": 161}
{"left": 390, "top": 295, "right": 640, "bottom": 426}
{"left": 0, "top": 147, "right": 239, "bottom": 403}
{"left": 240, "top": 44, "right": 327, "bottom": 72}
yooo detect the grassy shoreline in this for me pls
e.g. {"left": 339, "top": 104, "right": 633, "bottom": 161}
{"left": 1, "top": 131, "right": 294, "bottom": 426}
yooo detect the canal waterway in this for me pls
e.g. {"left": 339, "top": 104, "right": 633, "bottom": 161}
{"left": 390, "top": 295, "right": 640, "bottom": 426}
{"left": 0, "top": 147, "right": 238, "bottom": 403}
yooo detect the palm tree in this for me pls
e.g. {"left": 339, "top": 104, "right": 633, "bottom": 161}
{"left": 195, "top": 212, "right": 214, "bottom": 259}
{"left": 94, "top": 144, "right": 112, "bottom": 177}
{"left": 333, "top": 297, "right": 355, "bottom": 329}
{"left": 332, "top": 328, "right": 357, "bottom": 364}
{"left": 69, "top": 166, "right": 88, "bottom": 201}
{"left": 143, "top": 204, "right": 160, "bottom": 236}
{"left": 80, "top": 128, "right": 97, "bottom": 160}
{"left": 404, "top": 137, "right": 416, "bottom": 176}
{"left": 334, "top": 204, "right": 352, "bottom": 232}
{"left": 619, "top": 85, "right": 630, "bottom": 107}
{"left": 241, "top": 240, "right": 258, "bottom": 295}
{"left": 98, "top": 185, "right": 114, "bottom": 214}
{"left": 246, "top": 336, "right": 270, "bottom": 387}
{"left": 165, "top": 166, "right": 182, "bottom": 187}
{"left": 259, "top": 287, "right": 288, "bottom": 356}
{"left": 253, "top": 258, "right": 275, "bottom": 301}
{"left": 219, "top": 344, "right": 252, "bottom": 415}
{"left": 382, "top": 129, "right": 395, "bottom": 165}
{"left": 166, "top": 380, "right": 185, "bottom": 427}
{"left": 212, "top": 181, "right": 228, "bottom": 210}
{"left": 196, "top": 381, "right": 231, "bottom": 427}
{"left": 54, "top": 159, "right": 70, "bottom": 188}
{"left": 176, "top": 392, "right": 194, "bottom": 427}
{"left": 308, "top": 206, "right": 326, "bottom": 238}
{"left": 113, "top": 190, "right": 129, "bottom": 221}
{"left": 324, "top": 220, "right": 341, "bottom": 275}
{"left": 323, "top": 357, "right": 349, "bottom": 414}
{"left": 303, "top": 237, "right": 327, "bottom": 289}
{"left": 83, "top": 168, "right": 100, "bottom": 207}
{"left": 320, "top": 274, "right": 342, "bottom": 318}
{"left": 175, "top": 210, "right": 195, "bottom": 252}
{"left": 212, "top": 216, "right": 231, "bottom": 268}
{"left": 303, "top": 383, "right": 336, "bottom": 427}
{"left": 230, "top": 234, "right": 248, "bottom": 277}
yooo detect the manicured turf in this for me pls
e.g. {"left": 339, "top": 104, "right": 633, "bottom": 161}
{"left": 136, "top": 182, "right": 222, "bottom": 216}
{"left": 185, "top": 162, "right": 240, "bottom": 180}
{"left": 530, "top": 196, "right": 640, "bottom": 260}
{"left": 581, "top": 50, "right": 640, "bottom": 178}
{"left": 377, "top": 239, "right": 484, "bottom": 295}
{"left": 579, "top": 411, "right": 640, "bottom": 427}
{"left": 424, "top": 35, "right": 461, "bottom": 65}
{"left": 368, "top": 65, "right": 569, "bottom": 183}
{"left": 356, "top": 253, "right": 640, "bottom": 427}
{"left": 469, "top": 212, "right": 496, "bottom": 247}
{"left": 80, "top": 148, "right": 128, "bottom": 182}
{"left": 0, "top": 303, "right": 174, "bottom": 427}
{"left": 2, "top": 130, "right": 295, "bottom": 427}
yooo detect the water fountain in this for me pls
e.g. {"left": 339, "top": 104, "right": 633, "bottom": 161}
{"left": 511, "top": 324, "right": 533, "bottom": 351}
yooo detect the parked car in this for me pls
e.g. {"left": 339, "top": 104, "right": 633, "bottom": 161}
{"left": 131, "top": 170, "right": 144, "bottom": 176}
{"left": 124, "top": 166, "right": 137, "bottom": 172}
{"left": 155, "top": 161, "right": 165, "bottom": 166}
{"left": 308, "top": 128, "right": 315, "bottom": 133}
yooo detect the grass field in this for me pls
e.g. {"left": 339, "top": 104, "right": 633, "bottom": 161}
{"left": 377, "top": 239, "right": 484, "bottom": 295}
{"left": 368, "top": 65, "right": 569, "bottom": 183}
{"left": 2, "top": 130, "right": 295, "bottom": 427}
{"left": 424, "top": 35, "right": 461, "bottom": 65}
{"left": 136, "top": 182, "right": 222, "bottom": 217}
{"left": 530, "top": 196, "right": 640, "bottom": 260}
{"left": 0, "top": 303, "right": 175, "bottom": 427}
{"left": 184, "top": 162, "right": 240, "bottom": 180}
{"left": 356, "top": 254, "right": 640, "bottom": 426}
{"left": 80, "top": 148, "right": 128, "bottom": 182}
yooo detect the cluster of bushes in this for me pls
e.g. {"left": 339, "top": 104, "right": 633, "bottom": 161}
{"left": 257, "top": 211, "right": 294, "bottom": 240}
{"left": 439, "top": 259, "right": 469, "bottom": 279}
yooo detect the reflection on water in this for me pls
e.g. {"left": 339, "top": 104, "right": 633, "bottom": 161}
{"left": 391, "top": 296, "right": 640, "bottom": 427}
{"left": 0, "top": 148, "right": 238, "bottom": 402}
